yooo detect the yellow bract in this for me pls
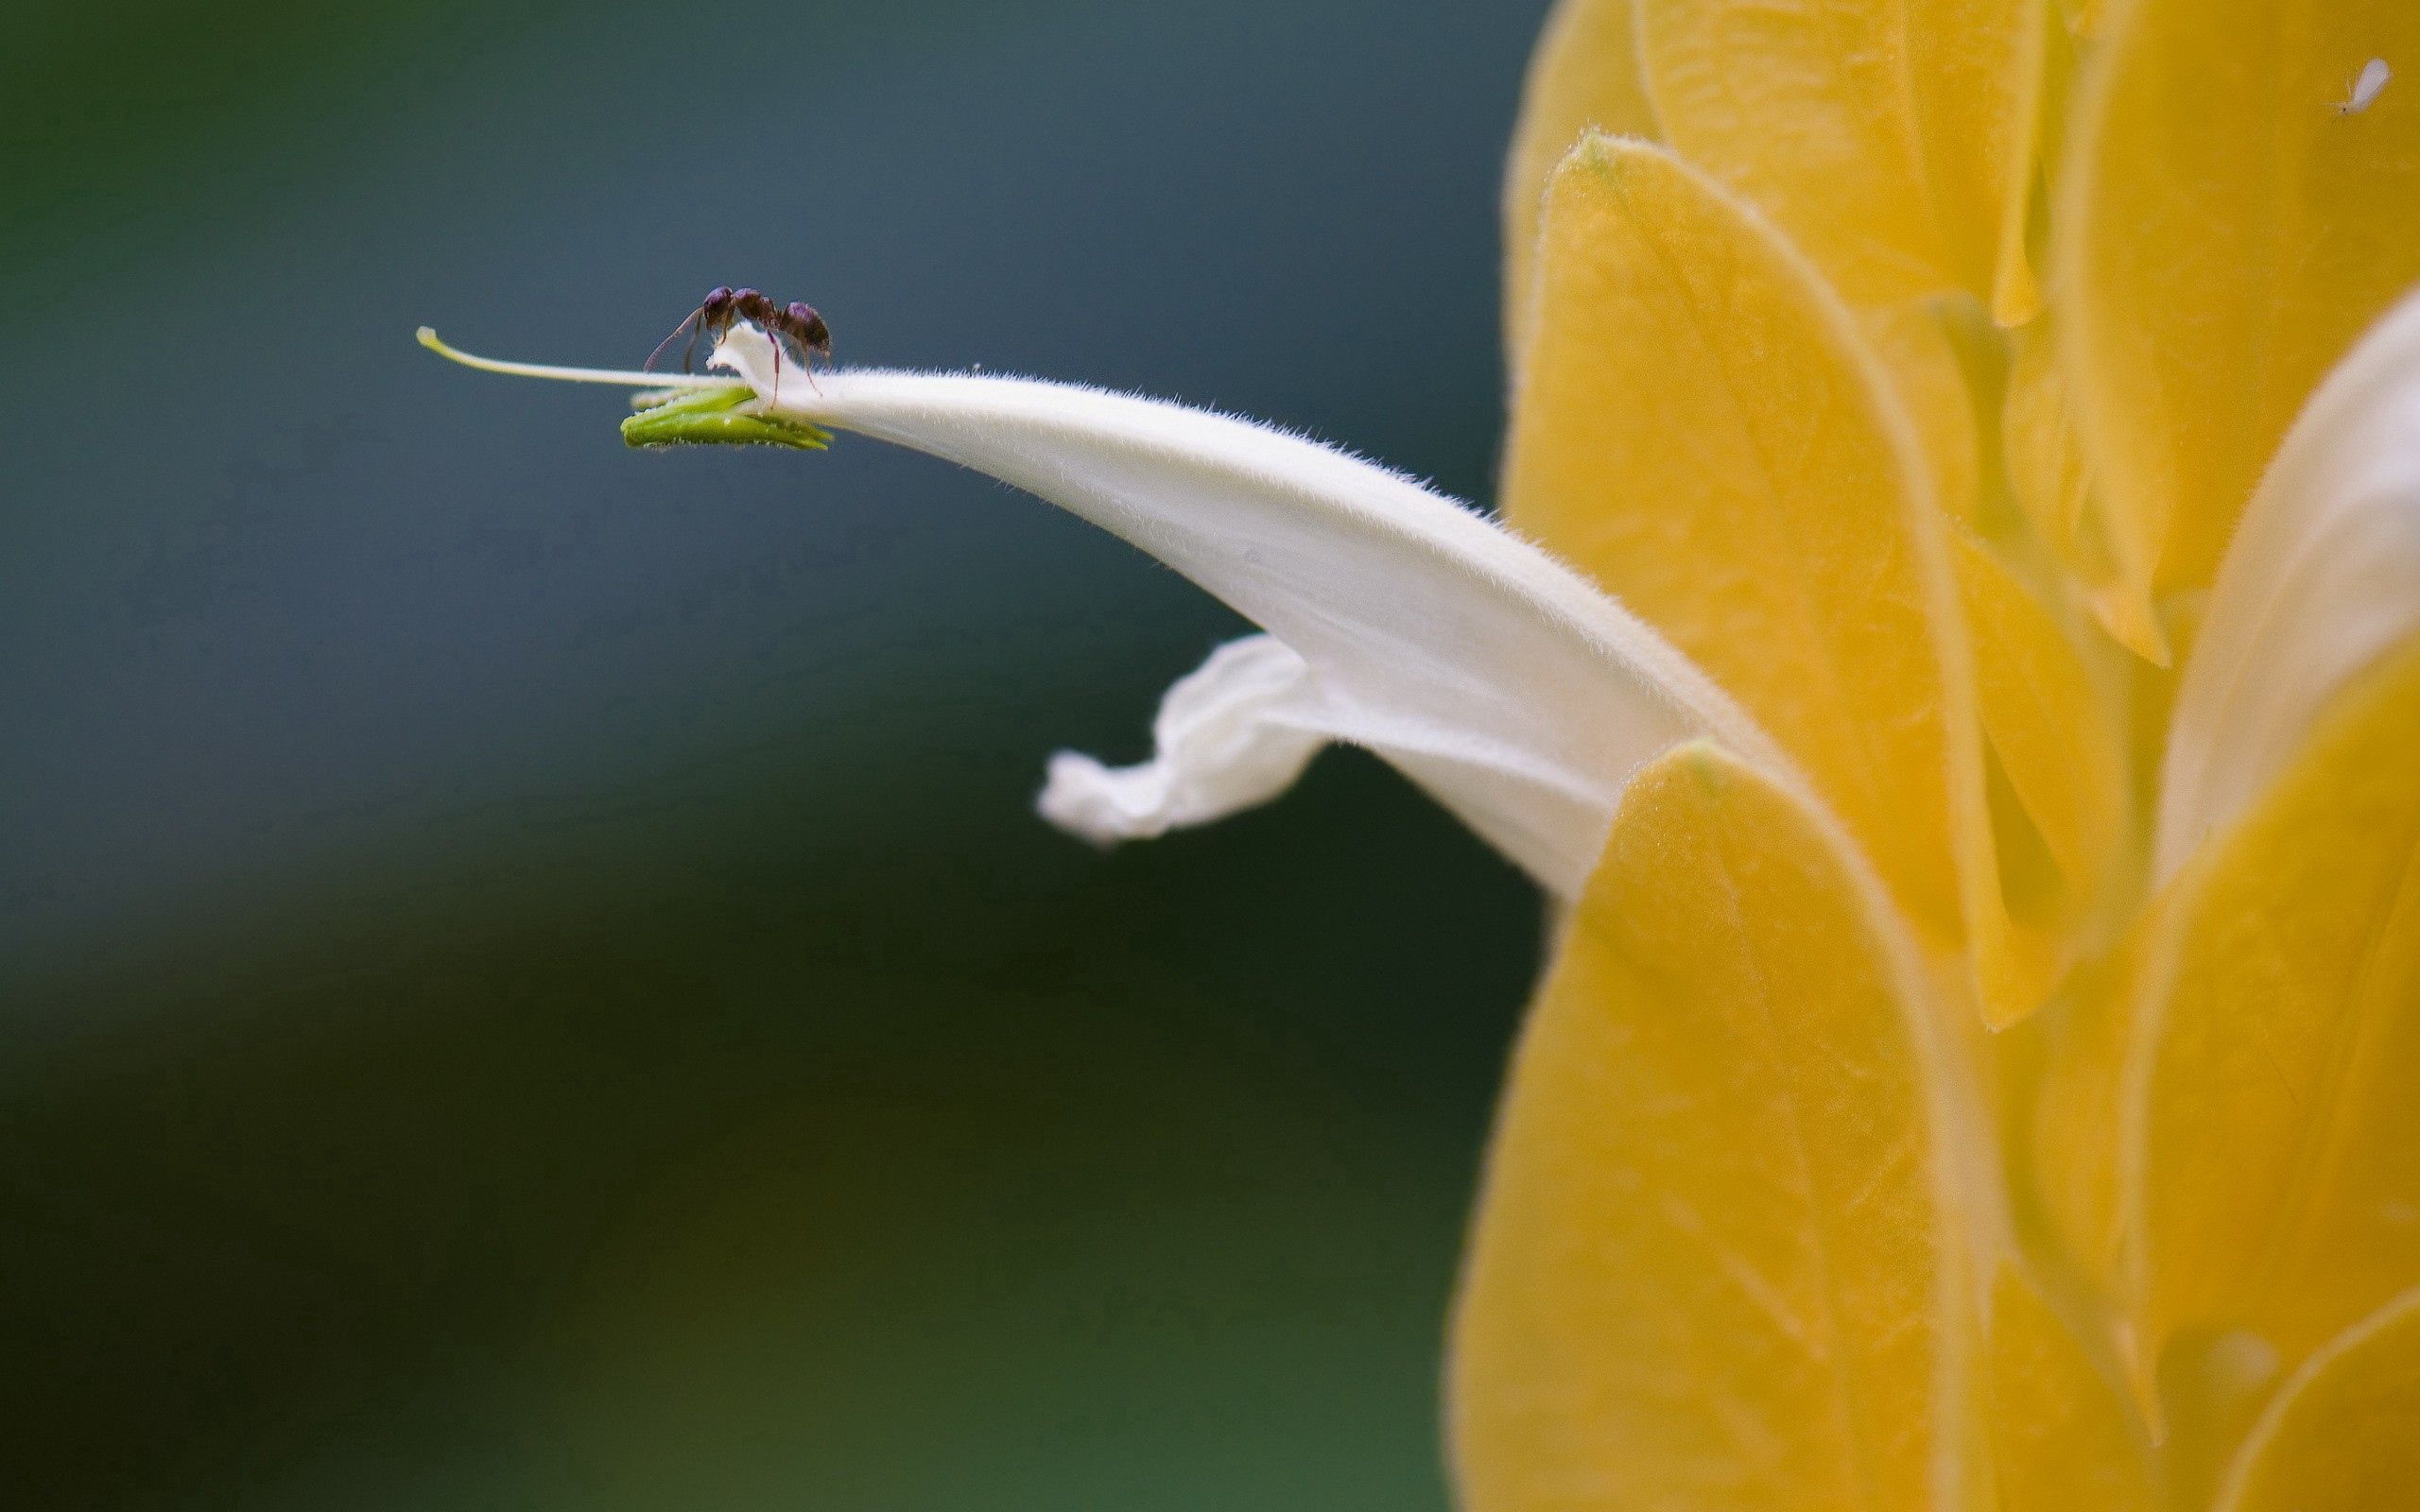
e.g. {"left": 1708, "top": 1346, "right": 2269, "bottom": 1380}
{"left": 1504, "top": 0, "right": 1659, "bottom": 361}
{"left": 2120, "top": 643, "right": 2420, "bottom": 1377}
{"left": 1504, "top": 134, "right": 2073, "bottom": 1020}
{"left": 2059, "top": 0, "right": 2420, "bottom": 652}
{"left": 1860, "top": 302, "right": 1984, "bottom": 529}
{"left": 2023, "top": 936, "right": 2151, "bottom": 1308}
{"left": 1506, "top": 136, "right": 1963, "bottom": 928}
{"left": 1634, "top": 0, "right": 2045, "bottom": 315}
{"left": 1985, "top": 1262, "right": 2153, "bottom": 1512}
{"left": 2001, "top": 317, "right": 2164, "bottom": 662}
{"left": 1450, "top": 743, "right": 1972, "bottom": 1512}
{"left": 2215, "top": 1287, "right": 2420, "bottom": 1512}
{"left": 1950, "top": 535, "right": 2128, "bottom": 933}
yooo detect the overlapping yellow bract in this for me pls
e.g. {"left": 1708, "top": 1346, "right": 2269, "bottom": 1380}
{"left": 1504, "top": 133, "right": 2118, "bottom": 1023}
{"left": 1450, "top": 743, "right": 1971, "bottom": 1512}
{"left": 2023, "top": 935, "right": 2147, "bottom": 1306}
{"left": 1634, "top": 0, "right": 2045, "bottom": 317}
{"left": 1860, "top": 302, "right": 1984, "bottom": 529}
{"left": 1985, "top": 1262, "right": 2152, "bottom": 1511}
{"left": 1504, "top": 0, "right": 1660, "bottom": 362}
{"left": 1951, "top": 534, "right": 2128, "bottom": 929}
{"left": 1506, "top": 0, "right": 2052, "bottom": 330}
{"left": 2002, "top": 317, "right": 2166, "bottom": 662}
{"left": 1505, "top": 138, "right": 1973, "bottom": 943}
{"left": 2059, "top": 0, "right": 2420, "bottom": 654}
{"left": 2120, "top": 644, "right": 2420, "bottom": 1376}
{"left": 2216, "top": 1287, "right": 2420, "bottom": 1512}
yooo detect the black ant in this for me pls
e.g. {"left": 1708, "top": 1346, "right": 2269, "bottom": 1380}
{"left": 646, "top": 285, "right": 833, "bottom": 399}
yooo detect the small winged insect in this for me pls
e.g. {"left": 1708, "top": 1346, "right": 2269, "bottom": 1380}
{"left": 647, "top": 286, "right": 835, "bottom": 399}
{"left": 2336, "top": 57, "right": 2392, "bottom": 116}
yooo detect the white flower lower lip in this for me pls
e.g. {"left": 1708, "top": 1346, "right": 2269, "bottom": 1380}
{"left": 424, "top": 319, "right": 1799, "bottom": 898}
{"left": 1036, "top": 634, "right": 1330, "bottom": 846}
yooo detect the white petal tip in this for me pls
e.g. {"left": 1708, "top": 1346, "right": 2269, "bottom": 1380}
{"left": 1034, "top": 636, "right": 1330, "bottom": 850}
{"left": 1036, "top": 750, "right": 1171, "bottom": 847}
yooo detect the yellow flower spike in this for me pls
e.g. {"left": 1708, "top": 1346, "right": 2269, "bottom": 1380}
{"left": 2058, "top": 0, "right": 2420, "bottom": 631}
{"left": 2118, "top": 642, "right": 2420, "bottom": 1396}
{"left": 1986, "top": 1261, "right": 2154, "bottom": 1512}
{"left": 2213, "top": 1286, "right": 2420, "bottom": 1512}
{"left": 1505, "top": 134, "right": 2062, "bottom": 1022}
{"left": 1504, "top": 0, "right": 1657, "bottom": 365}
{"left": 1634, "top": 0, "right": 2048, "bottom": 314}
{"left": 1449, "top": 742, "right": 1981, "bottom": 1512}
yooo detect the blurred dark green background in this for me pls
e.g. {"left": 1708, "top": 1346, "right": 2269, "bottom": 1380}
{"left": 1, "top": 1, "right": 1550, "bottom": 1504}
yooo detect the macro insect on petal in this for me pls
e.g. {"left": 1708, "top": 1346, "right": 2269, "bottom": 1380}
{"left": 2338, "top": 57, "right": 2392, "bottom": 115}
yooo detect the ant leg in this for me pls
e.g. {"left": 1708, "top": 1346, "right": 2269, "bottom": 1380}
{"left": 769, "top": 339, "right": 783, "bottom": 404}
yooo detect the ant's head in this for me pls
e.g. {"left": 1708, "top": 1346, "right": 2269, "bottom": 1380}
{"left": 701, "top": 285, "right": 737, "bottom": 317}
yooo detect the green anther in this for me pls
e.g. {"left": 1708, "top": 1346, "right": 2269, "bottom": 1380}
{"left": 619, "top": 385, "right": 832, "bottom": 451}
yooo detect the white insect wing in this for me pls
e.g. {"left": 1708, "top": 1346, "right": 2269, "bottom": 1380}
{"left": 2341, "top": 57, "right": 2392, "bottom": 114}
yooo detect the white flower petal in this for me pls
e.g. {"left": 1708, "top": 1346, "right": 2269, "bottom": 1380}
{"left": 709, "top": 326, "right": 1789, "bottom": 897}
{"left": 1038, "top": 634, "right": 1328, "bottom": 844}
{"left": 2157, "top": 283, "right": 2420, "bottom": 880}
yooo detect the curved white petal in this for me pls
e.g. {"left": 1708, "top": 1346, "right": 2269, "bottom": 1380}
{"left": 1039, "top": 634, "right": 1329, "bottom": 844}
{"left": 710, "top": 327, "right": 1789, "bottom": 897}
{"left": 2157, "top": 284, "right": 2420, "bottom": 881}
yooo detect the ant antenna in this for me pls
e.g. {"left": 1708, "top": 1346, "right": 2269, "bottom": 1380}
{"left": 645, "top": 308, "right": 702, "bottom": 373}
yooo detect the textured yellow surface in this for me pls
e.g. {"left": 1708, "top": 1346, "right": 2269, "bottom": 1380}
{"left": 2059, "top": 0, "right": 2420, "bottom": 648}
{"left": 1950, "top": 533, "right": 2128, "bottom": 927}
{"left": 2121, "top": 644, "right": 2420, "bottom": 1373}
{"left": 2215, "top": 1287, "right": 2420, "bottom": 1512}
{"left": 1503, "top": 135, "right": 2073, "bottom": 1019}
{"left": 1505, "top": 137, "right": 1969, "bottom": 936}
{"left": 1450, "top": 743, "right": 1970, "bottom": 1512}
{"left": 1860, "top": 301, "right": 1983, "bottom": 528}
{"left": 2025, "top": 935, "right": 2151, "bottom": 1305}
{"left": 2001, "top": 317, "right": 2162, "bottom": 662}
{"left": 1634, "top": 0, "right": 2045, "bottom": 313}
{"left": 1985, "top": 1262, "right": 2153, "bottom": 1512}
{"left": 1504, "top": 0, "right": 1657, "bottom": 361}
